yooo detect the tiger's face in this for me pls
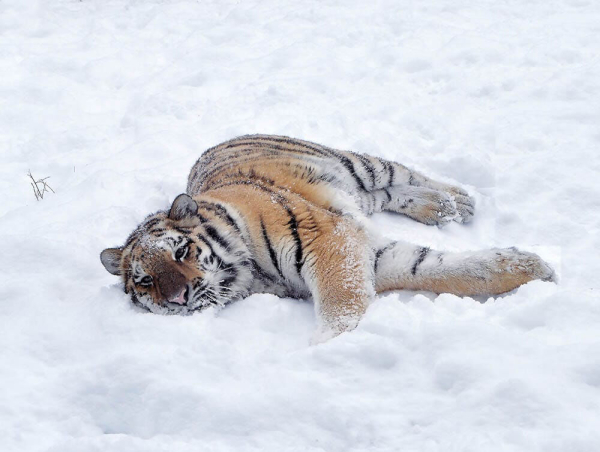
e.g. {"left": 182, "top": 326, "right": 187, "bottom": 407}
{"left": 101, "top": 194, "right": 253, "bottom": 315}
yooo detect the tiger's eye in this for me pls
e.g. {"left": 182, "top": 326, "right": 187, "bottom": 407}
{"left": 140, "top": 275, "right": 153, "bottom": 286}
{"left": 175, "top": 246, "right": 188, "bottom": 261}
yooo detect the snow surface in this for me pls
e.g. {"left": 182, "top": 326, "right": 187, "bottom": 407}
{"left": 2, "top": 0, "right": 600, "bottom": 451}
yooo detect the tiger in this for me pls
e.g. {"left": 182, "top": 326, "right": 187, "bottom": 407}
{"left": 101, "top": 134, "right": 555, "bottom": 339}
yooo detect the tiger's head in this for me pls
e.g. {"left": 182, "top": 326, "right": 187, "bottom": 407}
{"left": 100, "top": 194, "right": 253, "bottom": 315}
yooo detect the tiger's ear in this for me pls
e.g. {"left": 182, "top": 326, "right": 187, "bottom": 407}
{"left": 169, "top": 194, "right": 198, "bottom": 221}
{"left": 100, "top": 248, "right": 123, "bottom": 276}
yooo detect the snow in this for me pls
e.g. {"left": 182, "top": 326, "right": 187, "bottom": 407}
{"left": 1, "top": 0, "right": 600, "bottom": 451}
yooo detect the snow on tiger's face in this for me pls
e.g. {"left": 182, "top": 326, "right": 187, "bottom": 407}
{"left": 100, "top": 194, "right": 253, "bottom": 315}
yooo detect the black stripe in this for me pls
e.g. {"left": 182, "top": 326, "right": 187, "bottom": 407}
{"left": 222, "top": 139, "right": 321, "bottom": 157}
{"left": 381, "top": 161, "right": 389, "bottom": 187}
{"left": 196, "top": 233, "right": 216, "bottom": 256}
{"left": 220, "top": 267, "right": 238, "bottom": 288}
{"left": 124, "top": 234, "right": 139, "bottom": 249}
{"left": 204, "top": 225, "right": 230, "bottom": 251}
{"left": 124, "top": 268, "right": 132, "bottom": 294}
{"left": 411, "top": 247, "right": 430, "bottom": 275}
{"left": 317, "top": 173, "right": 336, "bottom": 184}
{"left": 130, "top": 293, "right": 148, "bottom": 310}
{"left": 374, "top": 250, "right": 385, "bottom": 273}
{"left": 374, "top": 241, "right": 397, "bottom": 273}
{"left": 260, "top": 217, "right": 284, "bottom": 278}
{"left": 352, "top": 152, "right": 376, "bottom": 189}
{"left": 251, "top": 134, "right": 323, "bottom": 149}
{"left": 338, "top": 155, "right": 367, "bottom": 191}
{"left": 197, "top": 201, "right": 241, "bottom": 232}
{"left": 225, "top": 135, "right": 330, "bottom": 157}
{"left": 383, "top": 188, "right": 392, "bottom": 203}
{"left": 202, "top": 252, "right": 222, "bottom": 269}
{"left": 250, "top": 259, "right": 277, "bottom": 283}
{"left": 286, "top": 208, "right": 304, "bottom": 276}
{"left": 144, "top": 218, "right": 161, "bottom": 229}
{"left": 200, "top": 135, "right": 344, "bottom": 169}
{"left": 194, "top": 147, "right": 267, "bottom": 180}
{"left": 382, "top": 160, "right": 394, "bottom": 186}
{"left": 196, "top": 213, "right": 209, "bottom": 223}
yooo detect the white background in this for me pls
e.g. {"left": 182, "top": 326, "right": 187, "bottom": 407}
{"left": 1, "top": 1, "right": 599, "bottom": 451}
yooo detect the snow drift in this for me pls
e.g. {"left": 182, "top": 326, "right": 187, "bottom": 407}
{"left": 1, "top": 1, "right": 600, "bottom": 451}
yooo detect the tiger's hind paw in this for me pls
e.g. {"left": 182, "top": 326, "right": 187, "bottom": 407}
{"left": 449, "top": 192, "right": 475, "bottom": 224}
{"left": 398, "top": 189, "right": 459, "bottom": 226}
{"left": 495, "top": 247, "right": 557, "bottom": 283}
{"left": 386, "top": 185, "right": 475, "bottom": 227}
{"left": 424, "top": 181, "right": 475, "bottom": 224}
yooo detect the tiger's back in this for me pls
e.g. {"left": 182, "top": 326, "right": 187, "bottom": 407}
{"left": 187, "top": 134, "right": 362, "bottom": 214}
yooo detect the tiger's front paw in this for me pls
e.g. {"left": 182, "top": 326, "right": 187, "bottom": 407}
{"left": 444, "top": 187, "right": 475, "bottom": 224}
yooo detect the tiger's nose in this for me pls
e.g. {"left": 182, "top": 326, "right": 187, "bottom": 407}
{"left": 168, "top": 287, "right": 188, "bottom": 305}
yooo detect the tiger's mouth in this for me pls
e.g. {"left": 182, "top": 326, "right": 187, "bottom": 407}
{"left": 165, "top": 285, "right": 217, "bottom": 313}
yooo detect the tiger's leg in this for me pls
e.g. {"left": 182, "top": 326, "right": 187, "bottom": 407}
{"left": 373, "top": 240, "right": 555, "bottom": 296}
{"left": 360, "top": 185, "right": 472, "bottom": 225}
{"left": 338, "top": 151, "right": 475, "bottom": 224}
{"left": 302, "top": 221, "right": 375, "bottom": 340}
